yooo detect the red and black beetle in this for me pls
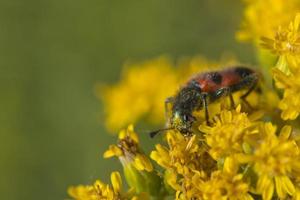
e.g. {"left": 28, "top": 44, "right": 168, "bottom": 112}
{"left": 150, "top": 66, "right": 259, "bottom": 137}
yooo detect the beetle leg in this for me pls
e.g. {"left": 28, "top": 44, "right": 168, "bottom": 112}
{"left": 215, "top": 87, "right": 235, "bottom": 108}
{"left": 240, "top": 85, "right": 255, "bottom": 110}
{"left": 165, "top": 97, "right": 174, "bottom": 124}
{"left": 228, "top": 92, "right": 235, "bottom": 108}
{"left": 201, "top": 93, "right": 210, "bottom": 125}
{"left": 241, "top": 81, "right": 257, "bottom": 99}
{"left": 240, "top": 76, "right": 258, "bottom": 110}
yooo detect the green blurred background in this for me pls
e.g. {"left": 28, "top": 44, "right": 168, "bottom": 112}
{"left": 0, "top": 0, "right": 255, "bottom": 199}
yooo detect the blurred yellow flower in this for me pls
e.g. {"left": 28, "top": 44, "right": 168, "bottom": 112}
{"left": 237, "top": 0, "right": 300, "bottom": 44}
{"left": 97, "top": 57, "right": 178, "bottom": 132}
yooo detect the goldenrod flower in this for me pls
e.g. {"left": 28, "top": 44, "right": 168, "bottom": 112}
{"left": 103, "top": 125, "right": 164, "bottom": 197}
{"left": 151, "top": 130, "right": 216, "bottom": 198}
{"left": 68, "top": 171, "right": 141, "bottom": 200}
{"left": 151, "top": 131, "right": 216, "bottom": 176}
{"left": 261, "top": 13, "right": 300, "bottom": 56}
{"left": 260, "top": 13, "right": 300, "bottom": 78}
{"left": 197, "top": 157, "right": 253, "bottom": 200}
{"left": 260, "top": 14, "right": 300, "bottom": 120}
{"left": 238, "top": 123, "right": 300, "bottom": 200}
{"left": 273, "top": 67, "right": 300, "bottom": 120}
{"left": 237, "top": 0, "right": 300, "bottom": 44}
{"left": 199, "top": 105, "right": 262, "bottom": 160}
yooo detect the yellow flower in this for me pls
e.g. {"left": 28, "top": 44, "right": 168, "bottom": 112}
{"left": 261, "top": 13, "right": 300, "bottom": 56}
{"left": 197, "top": 157, "right": 253, "bottom": 200}
{"left": 151, "top": 131, "right": 216, "bottom": 177}
{"left": 238, "top": 123, "right": 300, "bottom": 200}
{"left": 68, "top": 171, "right": 140, "bottom": 200}
{"left": 260, "top": 14, "right": 300, "bottom": 76}
{"left": 199, "top": 105, "right": 262, "bottom": 160}
{"left": 273, "top": 67, "right": 300, "bottom": 120}
{"left": 103, "top": 125, "right": 164, "bottom": 197}
{"left": 260, "top": 14, "right": 300, "bottom": 120}
{"left": 237, "top": 0, "right": 300, "bottom": 44}
{"left": 151, "top": 130, "right": 216, "bottom": 198}
{"left": 103, "top": 124, "right": 153, "bottom": 172}
{"left": 97, "top": 56, "right": 178, "bottom": 132}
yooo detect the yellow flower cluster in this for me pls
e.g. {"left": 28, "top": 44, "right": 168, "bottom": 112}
{"left": 197, "top": 158, "right": 253, "bottom": 200}
{"left": 273, "top": 66, "right": 300, "bottom": 120}
{"left": 150, "top": 131, "right": 216, "bottom": 198}
{"left": 150, "top": 106, "right": 300, "bottom": 200}
{"left": 150, "top": 130, "right": 220, "bottom": 199}
{"left": 199, "top": 105, "right": 262, "bottom": 160}
{"left": 238, "top": 123, "right": 300, "bottom": 200}
{"left": 261, "top": 14, "right": 300, "bottom": 120}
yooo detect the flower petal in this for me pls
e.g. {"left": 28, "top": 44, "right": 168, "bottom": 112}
{"left": 103, "top": 145, "right": 123, "bottom": 158}
{"left": 111, "top": 171, "right": 122, "bottom": 193}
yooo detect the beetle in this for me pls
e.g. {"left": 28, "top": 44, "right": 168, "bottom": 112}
{"left": 150, "top": 66, "right": 259, "bottom": 137}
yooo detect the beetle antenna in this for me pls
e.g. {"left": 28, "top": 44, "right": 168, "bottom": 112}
{"left": 149, "top": 127, "right": 174, "bottom": 138}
